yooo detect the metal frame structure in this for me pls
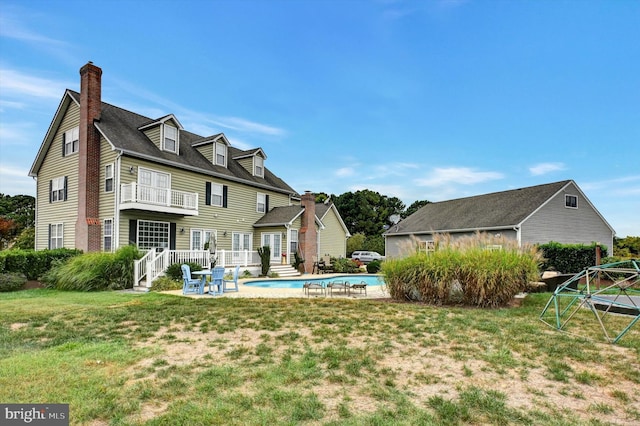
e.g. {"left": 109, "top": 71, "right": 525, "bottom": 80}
{"left": 540, "top": 259, "right": 640, "bottom": 343}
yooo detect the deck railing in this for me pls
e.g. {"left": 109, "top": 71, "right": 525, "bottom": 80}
{"left": 121, "top": 183, "right": 198, "bottom": 211}
{"left": 134, "top": 249, "right": 260, "bottom": 289}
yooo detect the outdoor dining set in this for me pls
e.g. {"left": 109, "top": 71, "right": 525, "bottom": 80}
{"left": 303, "top": 280, "right": 368, "bottom": 297}
{"left": 181, "top": 264, "right": 240, "bottom": 296}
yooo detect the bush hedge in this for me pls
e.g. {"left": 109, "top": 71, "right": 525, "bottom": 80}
{"left": 538, "top": 242, "right": 608, "bottom": 273}
{"left": 0, "top": 272, "right": 27, "bottom": 292}
{"left": 42, "top": 245, "right": 141, "bottom": 291}
{"left": 165, "top": 262, "right": 202, "bottom": 280}
{"left": 366, "top": 259, "right": 382, "bottom": 273}
{"left": 382, "top": 233, "right": 541, "bottom": 308}
{"left": 0, "top": 248, "right": 81, "bottom": 280}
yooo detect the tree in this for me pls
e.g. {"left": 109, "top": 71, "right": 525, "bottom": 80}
{"left": 0, "top": 217, "right": 17, "bottom": 250}
{"left": 402, "top": 200, "right": 431, "bottom": 219}
{"left": 614, "top": 236, "right": 640, "bottom": 257}
{"left": 0, "top": 194, "right": 35, "bottom": 250}
{"left": 333, "top": 190, "right": 405, "bottom": 237}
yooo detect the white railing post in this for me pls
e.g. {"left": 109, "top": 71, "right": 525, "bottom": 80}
{"left": 244, "top": 249, "right": 249, "bottom": 267}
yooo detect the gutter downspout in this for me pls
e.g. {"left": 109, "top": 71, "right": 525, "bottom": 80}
{"left": 514, "top": 226, "right": 521, "bottom": 247}
{"left": 114, "top": 151, "right": 123, "bottom": 250}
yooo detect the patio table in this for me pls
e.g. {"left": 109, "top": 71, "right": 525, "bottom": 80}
{"left": 191, "top": 270, "right": 211, "bottom": 295}
{"left": 192, "top": 269, "right": 224, "bottom": 295}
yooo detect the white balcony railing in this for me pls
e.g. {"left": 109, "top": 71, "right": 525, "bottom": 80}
{"left": 120, "top": 183, "right": 198, "bottom": 214}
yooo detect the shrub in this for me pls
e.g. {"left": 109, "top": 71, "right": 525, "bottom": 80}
{"left": 331, "top": 258, "right": 360, "bottom": 273}
{"left": 42, "top": 245, "right": 141, "bottom": 291}
{"left": 382, "top": 233, "right": 541, "bottom": 308}
{"left": 257, "top": 246, "right": 271, "bottom": 276}
{"left": 366, "top": 259, "right": 382, "bottom": 273}
{"left": 151, "top": 275, "right": 182, "bottom": 291}
{"left": 0, "top": 248, "right": 81, "bottom": 280}
{"left": 0, "top": 272, "right": 26, "bottom": 292}
{"left": 165, "top": 262, "right": 202, "bottom": 280}
{"left": 538, "top": 242, "right": 608, "bottom": 273}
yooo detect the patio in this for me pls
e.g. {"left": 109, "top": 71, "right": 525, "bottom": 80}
{"left": 164, "top": 273, "right": 390, "bottom": 299}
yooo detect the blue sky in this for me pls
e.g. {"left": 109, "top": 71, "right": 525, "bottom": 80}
{"left": 1, "top": 0, "right": 638, "bottom": 237}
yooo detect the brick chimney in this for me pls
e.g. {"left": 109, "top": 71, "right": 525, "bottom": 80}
{"left": 75, "top": 62, "right": 102, "bottom": 252}
{"left": 299, "top": 191, "right": 317, "bottom": 273}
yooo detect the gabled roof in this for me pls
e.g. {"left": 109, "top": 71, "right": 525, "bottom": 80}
{"left": 316, "top": 202, "right": 351, "bottom": 237}
{"left": 253, "top": 205, "right": 304, "bottom": 227}
{"left": 233, "top": 147, "right": 267, "bottom": 160}
{"left": 385, "top": 180, "right": 580, "bottom": 236}
{"left": 30, "top": 90, "right": 298, "bottom": 196}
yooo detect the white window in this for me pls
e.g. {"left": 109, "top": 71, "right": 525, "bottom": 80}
{"left": 64, "top": 127, "right": 79, "bottom": 155}
{"left": 215, "top": 142, "right": 227, "bottom": 167}
{"left": 191, "top": 229, "right": 215, "bottom": 251}
{"left": 565, "top": 194, "right": 578, "bottom": 209}
{"left": 163, "top": 125, "right": 178, "bottom": 153}
{"left": 139, "top": 168, "right": 171, "bottom": 205}
{"left": 137, "top": 220, "right": 170, "bottom": 250}
{"left": 418, "top": 241, "right": 435, "bottom": 253}
{"left": 254, "top": 156, "right": 264, "bottom": 177}
{"left": 51, "top": 177, "right": 66, "bottom": 202}
{"left": 257, "top": 193, "right": 266, "bottom": 213}
{"left": 290, "top": 229, "right": 298, "bottom": 254}
{"left": 210, "top": 183, "right": 223, "bottom": 207}
{"left": 232, "top": 232, "right": 252, "bottom": 252}
{"left": 105, "top": 164, "right": 114, "bottom": 192}
{"left": 49, "top": 223, "right": 63, "bottom": 249}
{"left": 103, "top": 219, "right": 113, "bottom": 252}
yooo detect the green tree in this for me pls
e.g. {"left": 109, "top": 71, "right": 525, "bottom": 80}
{"left": 0, "top": 194, "right": 35, "bottom": 229}
{"left": 346, "top": 233, "right": 366, "bottom": 256}
{"left": 333, "top": 190, "right": 405, "bottom": 237}
{"left": 614, "top": 236, "right": 640, "bottom": 257}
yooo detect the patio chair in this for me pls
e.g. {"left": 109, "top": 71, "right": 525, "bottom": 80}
{"left": 303, "top": 281, "right": 326, "bottom": 297}
{"left": 223, "top": 265, "right": 240, "bottom": 292}
{"left": 209, "top": 266, "right": 225, "bottom": 296}
{"left": 318, "top": 256, "right": 334, "bottom": 274}
{"left": 351, "top": 280, "right": 367, "bottom": 296}
{"left": 327, "top": 280, "right": 349, "bottom": 297}
{"left": 182, "top": 264, "right": 204, "bottom": 295}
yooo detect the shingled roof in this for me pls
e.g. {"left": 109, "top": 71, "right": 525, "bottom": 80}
{"left": 386, "top": 180, "right": 574, "bottom": 235}
{"left": 31, "top": 90, "right": 298, "bottom": 196}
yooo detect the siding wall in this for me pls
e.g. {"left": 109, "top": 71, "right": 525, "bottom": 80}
{"left": 521, "top": 182, "right": 614, "bottom": 250}
{"left": 99, "top": 137, "right": 118, "bottom": 250}
{"left": 35, "top": 102, "right": 81, "bottom": 250}
{"left": 116, "top": 154, "right": 294, "bottom": 251}
{"left": 385, "top": 229, "right": 517, "bottom": 259}
{"left": 195, "top": 143, "right": 213, "bottom": 163}
{"left": 142, "top": 126, "right": 161, "bottom": 150}
{"left": 237, "top": 157, "right": 253, "bottom": 175}
{"left": 318, "top": 209, "right": 347, "bottom": 259}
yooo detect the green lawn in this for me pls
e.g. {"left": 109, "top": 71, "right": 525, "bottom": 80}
{"left": 1, "top": 290, "right": 638, "bottom": 425}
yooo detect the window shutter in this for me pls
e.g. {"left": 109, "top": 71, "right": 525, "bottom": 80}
{"left": 63, "top": 176, "right": 68, "bottom": 201}
{"left": 129, "top": 220, "right": 137, "bottom": 244}
{"left": 223, "top": 185, "right": 228, "bottom": 208}
{"left": 265, "top": 195, "right": 269, "bottom": 213}
{"left": 170, "top": 223, "right": 176, "bottom": 250}
{"left": 205, "top": 182, "right": 211, "bottom": 206}
{"left": 48, "top": 224, "right": 52, "bottom": 249}
{"left": 62, "top": 132, "right": 66, "bottom": 157}
{"left": 49, "top": 180, "right": 53, "bottom": 203}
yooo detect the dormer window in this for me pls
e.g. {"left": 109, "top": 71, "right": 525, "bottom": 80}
{"left": 215, "top": 141, "right": 227, "bottom": 167}
{"left": 163, "top": 125, "right": 178, "bottom": 153}
{"left": 254, "top": 156, "right": 264, "bottom": 177}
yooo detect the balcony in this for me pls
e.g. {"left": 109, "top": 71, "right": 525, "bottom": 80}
{"left": 120, "top": 183, "right": 198, "bottom": 216}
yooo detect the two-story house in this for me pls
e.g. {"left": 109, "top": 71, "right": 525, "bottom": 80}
{"left": 29, "top": 62, "right": 350, "bottom": 287}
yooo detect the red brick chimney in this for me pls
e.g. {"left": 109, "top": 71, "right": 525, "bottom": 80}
{"left": 299, "top": 191, "right": 317, "bottom": 273}
{"left": 75, "top": 62, "right": 102, "bottom": 252}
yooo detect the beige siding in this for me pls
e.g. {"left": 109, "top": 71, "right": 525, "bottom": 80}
{"left": 143, "top": 126, "right": 161, "bottom": 150}
{"left": 318, "top": 208, "right": 347, "bottom": 258}
{"left": 99, "top": 138, "right": 118, "bottom": 250}
{"left": 195, "top": 143, "right": 213, "bottom": 164}
{"left": 35, "top": 103, "right": 81, "bottom": 250}
{"left": 115, "top": 156, "right": 295, "bottom": 251}
{"left": 237, "top": 157, "right": 253, "bottom": 175}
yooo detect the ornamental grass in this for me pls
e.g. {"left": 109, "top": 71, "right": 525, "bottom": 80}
{"left": 382, "top": 233, "right": 541, "bottom": 307}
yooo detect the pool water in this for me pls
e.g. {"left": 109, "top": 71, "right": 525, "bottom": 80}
{"left": 244, "top": 274, "right": 384, "bottom": 289}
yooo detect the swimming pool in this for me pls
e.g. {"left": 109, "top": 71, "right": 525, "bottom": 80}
{"left": 244, "top": 274, "right": 385, "bottom": 289}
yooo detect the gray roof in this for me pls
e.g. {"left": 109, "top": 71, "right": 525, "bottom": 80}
{"left": 64, "top": 90, "right": 297, "bottom": 196}
{"left": 386, "top": 180, "right": 573, "bottom": 235}
{"left": 254, "top": 205, "right": 304, "bottom": 227}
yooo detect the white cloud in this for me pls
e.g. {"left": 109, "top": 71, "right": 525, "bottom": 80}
{"left": 0, "top": 164, "right": 35, "bottom": 196}
{"left": 336, "top": 167, "right": 355, "bottom": 178}
{"left": 414, "top": 167, "right": 504, "bottom": 186}
{"left": 0, "top": 68, "right": 70, "bottom": 99}
{"left": 0, "top": 12, "right": 67, "bottom": 46}
{"left": 208, "top": 116, "right": 285, "bottom": 137}
{"left": 529, "top": 162, "right": 566, "bottom": 176}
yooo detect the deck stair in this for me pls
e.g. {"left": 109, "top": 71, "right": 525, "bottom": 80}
{"left": 269, "top": 264, "right": 301, "bottom": 277}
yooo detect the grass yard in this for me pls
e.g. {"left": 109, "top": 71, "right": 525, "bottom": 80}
{"left": 1, "top": 290, "right": 639, "bottom": 425}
